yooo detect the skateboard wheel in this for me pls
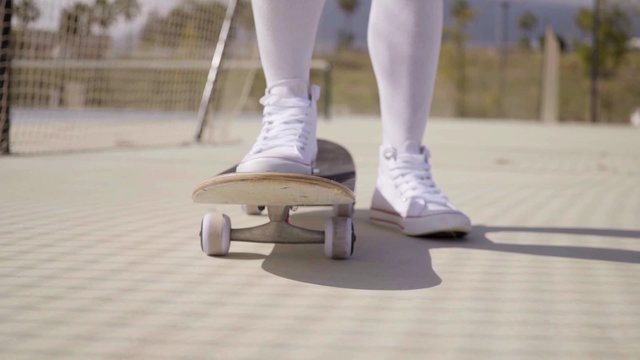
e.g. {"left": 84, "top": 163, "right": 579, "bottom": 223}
{"left": 200, "top": 212, "right": 231, "bottom": 256}
{"left": 333, "top": 203, "right": 354, "bottom": 217}
{"left": 324, "top": 217, "right": 354, "bottom": 260}
{"left": 242, "top": 205, "right": 264, "bottom": 215}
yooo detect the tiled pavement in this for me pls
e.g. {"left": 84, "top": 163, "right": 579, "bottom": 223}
{"left": 1, "top": 117, "right": 639, "bottom": 359}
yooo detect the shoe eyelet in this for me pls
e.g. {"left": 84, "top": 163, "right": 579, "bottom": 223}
{"left": 383, "top": 148, "right": 396, "bottom": 160}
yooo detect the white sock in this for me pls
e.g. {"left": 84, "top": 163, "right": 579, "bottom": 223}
{"left": 251, "top": 0, "right": 443, "bottom": 150}
{"left": 368, "top": 0, "right": 443, "bottom": 153}
{"left": 252, "top": 0, "right": 326, "bottom": 98}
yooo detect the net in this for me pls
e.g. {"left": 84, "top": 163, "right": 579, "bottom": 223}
{"left": 4, "top": 0, "right": 258, "bottom": 154}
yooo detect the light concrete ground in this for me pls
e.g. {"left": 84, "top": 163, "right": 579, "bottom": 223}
{"left": 1, "top": 117, "right": 639, "bottom": 359}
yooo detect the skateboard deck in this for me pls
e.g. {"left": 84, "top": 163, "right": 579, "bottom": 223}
{"left": 194, "top": 139, "right": 357, "bottom": 260}
{"left": 192, "top": 139, "right": 356, "bottom": 206}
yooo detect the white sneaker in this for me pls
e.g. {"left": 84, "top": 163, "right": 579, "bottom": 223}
{"left": 370, "top": 141, "right": 471, "bottom": 237}
{"left": 236, "top": 80, "right": 320, "bottom": 175}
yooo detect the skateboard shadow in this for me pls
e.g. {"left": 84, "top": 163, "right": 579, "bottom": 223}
{"left": 259, "top": 209, "right": 640, "bottom": 290}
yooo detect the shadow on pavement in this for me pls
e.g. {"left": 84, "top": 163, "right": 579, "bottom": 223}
{"left": 256, "top": 209, "right": 640, "bottom": 291}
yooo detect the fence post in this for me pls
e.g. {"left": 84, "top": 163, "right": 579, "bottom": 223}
{"left": 0, "top": 0, "right": 11, "bottom": 155}
{"left": 540, "top": 25, "right": 560, "bottom": 124}
{"left": 323, "top": 61, "right": 332, "bottom": 120}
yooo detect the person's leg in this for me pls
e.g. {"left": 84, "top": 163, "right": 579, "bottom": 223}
{"left": 237, "top": 0, "right": 326, "bottom": 174}
{"left": 252, "top": 0, "right": 325, "bottom": 97}
{"left": 368, "top": 0, "right": 471, "bottom": 236}
{"left": 368, "top": 0, "right": 442, "bottom": 151}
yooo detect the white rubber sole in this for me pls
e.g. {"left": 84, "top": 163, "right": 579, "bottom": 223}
{"left": 369, "top": 208, "right": 471, "bottom": 237}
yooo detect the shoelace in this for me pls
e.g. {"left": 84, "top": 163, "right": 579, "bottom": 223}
{"left": 384, "top": 147, "right": 450, "bottom": 206}
{"left": 250, "top": 94, "right": 311, "bottom": 154}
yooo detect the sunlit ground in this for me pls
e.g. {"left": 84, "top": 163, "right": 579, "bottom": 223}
{"left": 1, "top": 116, "right": 639, "bottom": 358}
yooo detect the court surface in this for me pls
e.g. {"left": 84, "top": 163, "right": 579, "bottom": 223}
{"left": 1, "top": 117, "right": 639, "bottom": 359}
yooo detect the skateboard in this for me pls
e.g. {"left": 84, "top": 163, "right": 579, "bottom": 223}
{"left": 193, "top": 139, "right": 356, "bottom": 259}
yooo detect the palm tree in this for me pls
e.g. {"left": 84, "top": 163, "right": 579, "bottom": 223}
{"left": 337, "top": 0, "right": 359, "bottom": 50}
{"left": 14, "top": 0, "right": 41, "bottom": 29}
{"left": 576, "top": 0, "right": 632, "bottom": 122}
{"left": 114, "top": 0, "right": 141, "bottom": 22}
{"left": 59, "top": 2, "right": 93, "bottom": 38}
{"left": 91, "top": 0, "right": 118, "bottom": 36}
{"left": 518, "top": 11, "right": 538, "bottom": 49}
{"left": 450, "top": 0, "right": 475, "bottom": 117}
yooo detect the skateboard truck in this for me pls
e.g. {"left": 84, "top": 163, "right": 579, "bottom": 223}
{"left": 200, "top": 204, "right": 355, "bottom": 259}
{"left": 231, "top": 206, "right": 324, "bottom": 244}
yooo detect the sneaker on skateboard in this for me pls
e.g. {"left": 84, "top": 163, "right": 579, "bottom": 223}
{"left": 193, "top": 139, "right": 356, "bottom": 259}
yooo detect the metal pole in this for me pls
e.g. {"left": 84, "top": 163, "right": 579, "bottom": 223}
{"left": 323, "top": 62, "right": 332, "bottom": 120}
{"left": 194, "top": 0, "right": 238, "bottom": 142}
{"left": 589, "top": 0, "right": 600, "bottom": 123}
{"left": 498, "top": 1, "right": 509, "bottom": 117}
{"left": 0, "top": 0, "right": 12, "bottom": 155}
